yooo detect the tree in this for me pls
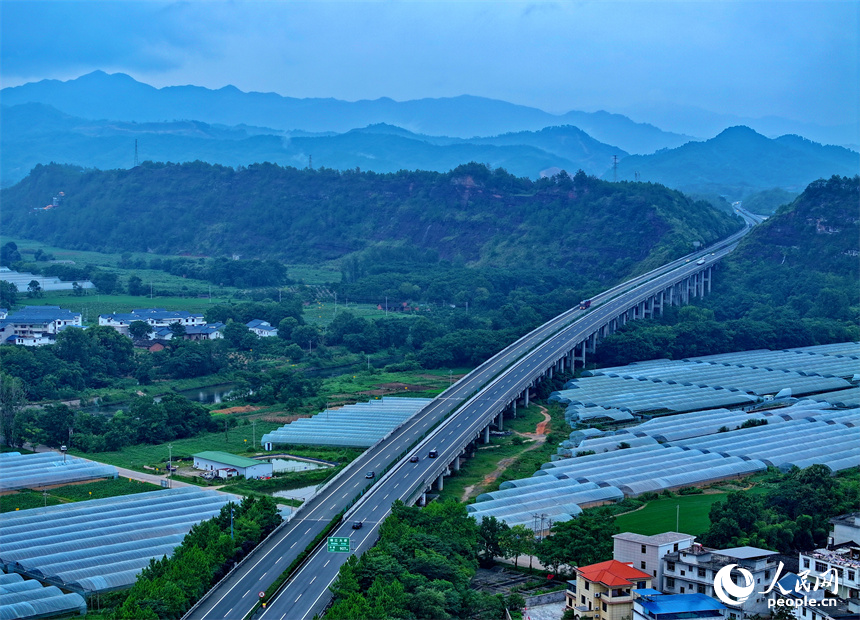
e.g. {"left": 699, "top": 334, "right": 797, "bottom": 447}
{"left": 501, "top": 524, "right": 534, "bottom": 568}
{"left": 168, "top": 322, "right": 187, "bottom": 339}
{"left": 1, "top": 281, "right": 19, "bottom": 307}
{"left": 27, "top": 280, "right": 42, "bottom": 298}
{"left": 129, "top": 320, "right": 153, "bottom": 340}
{"left": 477, "top": 516, "right": 509, "bottom": 565}
{"left": 0, "top": 242, "right": 21, "bottom": 266}
{"left": 291, "top": 324, "right": 319, "bottom": 351}
{"left": 128, "top": 275, "right": 145, "bottom": 296}
{"left": 223, "top": 321, "right": 256, "bottom": 350}
{"left": 0, "top": 373, "right": 27, "bottom": 447}
{"left": 72, "top": 281, "right": 84, "bottom": 296}
{"left": 538, "top": 509, "right": 618, "bottom": 573}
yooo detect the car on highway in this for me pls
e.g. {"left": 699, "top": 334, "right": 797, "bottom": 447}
{"left": 365, "top": 471, "right": 375, "bottom": 478}
{"left": 352, "top": 521, "right": 363, "bottom": 529}
{"left": 428, "top": 449, "right": 438, "bottom": 458}
{"left": 409, "top": 455, "right": 420, "bottom": 463}
{"left": 696, "top": 258, "right": 705, "bottom": 265}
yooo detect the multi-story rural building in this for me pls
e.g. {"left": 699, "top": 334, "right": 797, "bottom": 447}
{"left": 566, "top": 559, "right": 653, "bottom": 620}
{"left": 661, "top": 545, "right": 779, "bottom": 619}
{"left": 614, "top": 532, "right": 695, "bottom": 586}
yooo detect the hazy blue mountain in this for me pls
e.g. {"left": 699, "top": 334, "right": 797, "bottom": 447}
{"left": 0, "top": 103, "right": 627, "bottom": 186}
{"left": 613, "top": 126, "right": 860, "bottom": 199}
{"left": 619, "top": 101, "right": 859, "bottom": 149}
{"left": 0, "top": 71, "right": 690, "bottom": 154}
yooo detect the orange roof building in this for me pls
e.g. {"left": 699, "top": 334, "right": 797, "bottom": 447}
{"left": 566, "top": 560, "right": 653, "bottom": 620}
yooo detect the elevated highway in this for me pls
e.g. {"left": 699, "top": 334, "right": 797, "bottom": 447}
{"left": 187, "top": 209, "right": 760, "bottom": 620}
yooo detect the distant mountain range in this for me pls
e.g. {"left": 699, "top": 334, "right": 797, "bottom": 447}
{"left": 2, "top": 72, "right": 857, "bottom": 200}
{"left": 613, "top": 126, "right": 859, "bottom": 199}
{"left": 1, "top": 71, "right": 691, "bottom": 154}
{"left": 0, "top": 103, "right": 627, "bottom": 187}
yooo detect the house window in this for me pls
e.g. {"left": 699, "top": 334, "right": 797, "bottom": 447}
{"left": 674, "top": 543, "right": 679, "bottom": 552}
{"left": 680, "top": 570, "right": 686, "bottom": 576}
{"left": 641, "top": 562, "right": 647, "bottom": 570}
{"left": 847, "top": 570, "right": 855, "bottom": 581}
{"left": 698, "top": 568, "right": 706, "bottom": 578}
{"left": 666, "top": 578, "right": 675, "bottom": 588}
{"left": 637, "top": 582, "right": 646, "bottom": 589}
{"left": 581, "top": 595, "right": 586, "bottom": 604}
{"left": 602, "top": 603, "right": 607, "bottom": 612}
{"left": 801, "top": 609, "right": 807, "bottom": 617}
{"left": 680, "top": 586, "right": 685, "bottom": 593}
{"left": 667, "top": 561, "right": 676, "bottom": 571}
{"left": 765, "top": 571, "right": 771, "bottom": 580}
{"left": 584, "top": 582, "right": 590, "bottom": 590}
{"left": 697, "top": 584, "right": 705, "bottom": 594}
{"left": 642, "top": 545, "right": 647, "bottom": 553}
{"left": 815, "top": 562, "right": 827, "bottom": 573}
{"left": 802, "top": 558, "right": 810, "bottom": 569}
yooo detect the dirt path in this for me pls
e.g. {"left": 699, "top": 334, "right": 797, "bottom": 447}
{"left": 459, "top": 406, "right": 552, "bottom": 502}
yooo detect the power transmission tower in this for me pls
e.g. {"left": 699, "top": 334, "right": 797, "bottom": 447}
{"left": 134, "top": 140, "right": 139, "bottom": 167}
{"left": 308, "top": 155, "right": 313, "bottom": 170}
{"left": 613, "top": 155, "right": 618, "bottom": 182}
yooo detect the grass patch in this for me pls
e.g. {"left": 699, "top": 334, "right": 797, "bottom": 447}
{"left": 69, "top": 420, "right": 287, "bottom": 471}
{"left": 0, "top": 478, "right": 160, "bottom": 513}
{"left": 615, "top": 492, "right": 730, "bottom": 536}
{"left": 320, "top": 368, "right": 470, "bottom": 402}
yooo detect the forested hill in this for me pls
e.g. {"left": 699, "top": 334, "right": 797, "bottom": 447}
{"left": 709, "top": 175, "right": 860, "bottom": 323}
{"left": 1, "top": 162, "right": 741, "bottom": 282}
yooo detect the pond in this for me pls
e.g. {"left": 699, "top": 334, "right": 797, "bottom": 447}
{"left": 270, "top": 484, "right": 320, "bottom": 501}
{"left": 269, "top": 457, "right": 330, "bottom": 473}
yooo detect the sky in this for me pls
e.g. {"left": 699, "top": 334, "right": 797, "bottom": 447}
{"left": 1, "top": 0, "right": 858, "bottom": 130}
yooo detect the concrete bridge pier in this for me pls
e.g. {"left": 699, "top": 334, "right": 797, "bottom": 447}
{"left": 483, "top": 425, "right": 491, "bottom": 444}
{"left": 436, "top": 474, "right": 444, "bottom": 491}
{"left": 523, "top": 388, "right": 530, "bottom": 407}
{"left": 495, "top": 412, "right": 504, "bottom": 431}
{"left": 452, "top": 454, "right": 461, "bottom": 472}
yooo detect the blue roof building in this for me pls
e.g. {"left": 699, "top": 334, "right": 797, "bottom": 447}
{"left": 0, "top": 306, "right": 82, "bottom": 346}
{"left": 633, "top": 591, "right": 726, "bottom": 620}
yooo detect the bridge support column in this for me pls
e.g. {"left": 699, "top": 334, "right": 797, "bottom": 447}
{"left": 496, "top": 412, "right": 504, "bottom": 431}
{"left": 483, "top": 425, "right": 491, "bottom": 444}
{"left": 547, "top": 365, "right": 553, "bottom": 379}
{"left": 420, "top": 492, "right": 427, "bottom": 506}
{"left": 706, "top": 266, "right": 712, "bottom": 294}
{"left": 436, "top": 475, "right": 444, "bottom": 491}
{"left": 452, "top": 455, "right": 460, "bottom": 472}
{"left": 524, "top": 389, "right": 530, "bottom": 407}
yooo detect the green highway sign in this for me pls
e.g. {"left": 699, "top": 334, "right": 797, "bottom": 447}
{"left": 327, "top": 536, "right": 351, "bottom": 553}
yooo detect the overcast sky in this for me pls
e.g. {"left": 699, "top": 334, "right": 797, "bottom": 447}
{"left": 2, "top": 0, "right": 858, "bottom": 129}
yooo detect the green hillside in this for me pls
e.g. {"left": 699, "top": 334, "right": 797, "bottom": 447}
{"left": 593, "top": 175, "right": 860, "bottom": 365}
{"left": 0, "top": 162, "right": 741, "bottom": 287}
{"left": 614, "top": 126, "right": 859, "bottom": 199}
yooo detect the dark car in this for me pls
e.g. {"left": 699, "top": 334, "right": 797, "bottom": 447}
{"left": 428, "top": 449, "right": 438, "bottom": 458}
{"left": 409, "top": 455, "right": 420, "bottom": 463}
{"left": 365, "top": 471, "right": 375, "bottom": 478}
{"left": 352, "top": 521, "right": 363, "bottom": 529}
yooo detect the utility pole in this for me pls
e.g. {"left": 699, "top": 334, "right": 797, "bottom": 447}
{"left": 613, "top": 155, "right": 618, "bottom": 182}
{"left": 168, "top": 444, "right": 173, "bottom": 488}
{"left": 308, "top": 155, "right": 313, "bottom": 169}
{"left": 230, "top": 506, "right": 235, "bottom": 539}
{"left": 134, "top": 139, "right": 139, "bottom": 167}
{"left": 252, "top": 420, "right": 256, "bottom": 448}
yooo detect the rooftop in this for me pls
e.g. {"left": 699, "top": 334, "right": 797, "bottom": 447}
{"left": 193, "top": 451, "right": 264, "bottom": 468}
{"left": 716, "top": 546, "right": 779, "bottom": 560}
{"left": 635, "top": 593, "right": 726, "bottom": 615}
{"left": 614, "top": 532, "right": 696, "bottom": 545}
{"left": 577, "top": 559, "right": 652, "bottom": 587}
{"left": 1, "top": 305, "right": 81, "bottom": 323}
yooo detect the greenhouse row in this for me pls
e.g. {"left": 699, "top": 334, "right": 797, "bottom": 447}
{"left": 0, "top": 488, "right": 230, "bottom": 593}
{"left": 260, "top": 397, "right": 433, "bottom": 448}
{"left": 471, "top": 445, "right": 766, "bottom": 528}
{"left": 0, "top": 452, "right": 117, "bottom": 492}
{"left": 567, "top": 401, "right": 860, "bottom": 453}
{"left": 0, "top": 571, "right": 86, "bottom": 620}
{"left": 810, "top": 387, "right": 860, "bottom": 407}
{"left": 550, "top": 374, "right": 758, "bottom": 416}
{"left": 685, "top": 342, "right": 860, "bottom": 377}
